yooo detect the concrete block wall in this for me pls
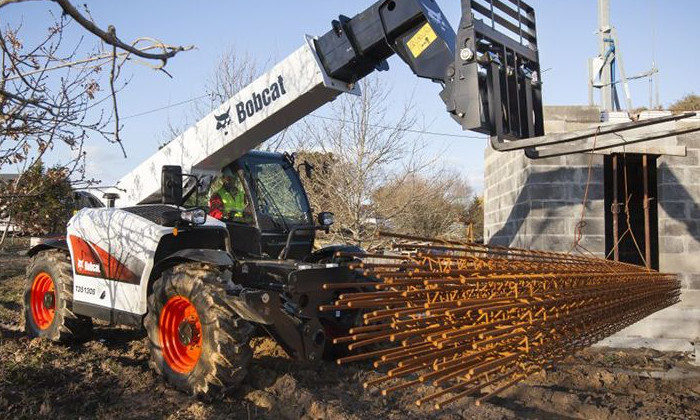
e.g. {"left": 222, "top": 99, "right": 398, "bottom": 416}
{"left": 484, "top": 106, "right": 606, "bottom": 255}
{"left": 658, "top": 123, "right": 700, "bottom": 291}
{"left": 484, "top": 106, "right": 700, "bottom": 349}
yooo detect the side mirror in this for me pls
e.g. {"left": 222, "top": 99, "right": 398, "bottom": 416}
{"left": 317, "top": 212, "right": 334, "bottom": 231}
{"left": 297, "top": 161, "right": 314, "bottom": 179}
{"left": 102, "top": 192, "right": 120, "bottom": 208}
{"left": 161, "top": 165, "right": 183, "bottom": 205}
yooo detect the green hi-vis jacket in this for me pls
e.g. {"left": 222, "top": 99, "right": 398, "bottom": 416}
{"left": 215, "top": 186, "right": 245, "bottom": 219}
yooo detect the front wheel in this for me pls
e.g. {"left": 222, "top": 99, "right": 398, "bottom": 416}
{"left": 144, "top": 263, "right": 253, "bottom": 399}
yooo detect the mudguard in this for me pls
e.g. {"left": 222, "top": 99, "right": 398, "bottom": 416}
{"left": 150, "top": 248, "right": 235, "bottom": 283}
{"left": 27, "top": 238, "right": 69, "bottom": 257}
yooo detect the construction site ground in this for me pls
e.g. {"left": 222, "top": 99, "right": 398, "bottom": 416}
{"left": 1, "top": 244, "right": 699, "bottom": 420}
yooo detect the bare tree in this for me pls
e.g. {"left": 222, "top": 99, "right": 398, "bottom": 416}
{"left": 294, "top": 75, "right": 437, "bottom": 248}
{"left": 1, "top": 0, "right": 191, "bottom": 166}
{"left": 162, "top": 46, "right": 264, "bottom": 145}
{"left": 0, "top": 0, "right": 191, "bottom": 245}
{"left": 373, "top": 171, "right": 472, "bottom": 240}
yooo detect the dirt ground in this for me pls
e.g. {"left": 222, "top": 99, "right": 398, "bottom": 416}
{"left": 1, "top": 244, "right": 700, "bottom": 419}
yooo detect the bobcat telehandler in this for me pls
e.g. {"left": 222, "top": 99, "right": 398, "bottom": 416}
{"left": 23, "top": 0, "right": 694, "bottom": 398}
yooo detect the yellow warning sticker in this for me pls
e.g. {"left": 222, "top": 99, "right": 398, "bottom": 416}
{"left": 406, "top": 23, "right": 437, "bottom": 58}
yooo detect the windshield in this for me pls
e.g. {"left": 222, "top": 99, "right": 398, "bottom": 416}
{"left": 245, "top": 157, "right": 311, "bottom": 227}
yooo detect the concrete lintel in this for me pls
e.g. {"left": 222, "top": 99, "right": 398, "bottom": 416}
{"left": 544, "top": 105, "right": 601, "bottom": 123}
{"left": 592, "top": 145, "right": 687, "bottom": 157}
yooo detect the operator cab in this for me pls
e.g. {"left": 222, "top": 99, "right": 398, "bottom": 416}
{"left": 203, "top": 151, "right": 314, "bottom": 259}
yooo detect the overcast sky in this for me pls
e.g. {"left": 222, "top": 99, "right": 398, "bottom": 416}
{"left": 3, "top": 0, "right": 698, "bottom": 193}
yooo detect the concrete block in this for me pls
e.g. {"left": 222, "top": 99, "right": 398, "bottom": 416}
{"left": 658, "top": 184, "right": 700, "bottom": 202}
{"left": 529, "top": 184, "right": 570, "bottom": 201}
{"left": 497, "top": 207, "right": 519, "bottom": 225}
{"left": 677, "top": 131, "right": 700, "bottom": 147}
{"left": 660, "top": 236, "right": 685, "bottom": 254}
{"left": 660, "top": 219, "right": 697, "bottom": 237}
{"left": 584, "top": 200, "right": 606, "bottom": 214}
{"left": 528, "top": 204, "right": 586, "bottom": 222}
{"left": 488, "top": 235, "right": 513, "bottom": 247}
{"left": 578, "top": 235, "right": 605, "bottom": 255}
{"left": 529, "top": 167, "right": 600, "bottom": 187}
{"left": 493, "top": 178, "right": 516, "bottom": 197}
{"left": 688, "top": 240, "right": 700, "bottom": 253}
{"left": 683, "top": 167, "right": 700, "bottom": 185}
{"left": 662, "top": 150, "right": 698, "bottom": 167}
{"left": 660, "top": 253, "right": 700, "bottom": 274}
{"left": 529, "top": 156, "right": 565, "bottom": 167}
{"left": 505, "top": 157, "right": 527, "bottom": 175}
{"left": 690, "top": 205, "right": 700, "bottom": 220}
{"left": 526, "top": 218, "right": 568, "bottom": 236}
{"left": 578, "top": 217, "right": 605, "bottom": 236}
{"left": 509, "top": 203, "right": 530, "bottom": 220}
{"left": 510, "top": 234, "right": 531, "bottom": 249}
{"left": 658, "top": 201, "right": 687, "bottom": 220}
{"left": 528, "top": 234, "right": 573, "bottom": 253}
{"left": 566, "top": 183, "right": 604, "bottom": 201}
{"left": 658, "top": 166, "right": 680, "bottom": 186}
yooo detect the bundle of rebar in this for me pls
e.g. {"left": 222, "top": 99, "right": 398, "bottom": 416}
{"left": 320, "top": 232, "right": 680, "bottom": 408}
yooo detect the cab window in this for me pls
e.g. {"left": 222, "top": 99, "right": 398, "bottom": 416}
{"left": 207, "top": 170, "right": 253, "bottom": 223}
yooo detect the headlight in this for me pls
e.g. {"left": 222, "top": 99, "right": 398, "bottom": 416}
{"left": 317, "top": 211, "right": 335, "bottom": 227}
{"left": 180, "top": 208, "right": 207, "bottom": 225}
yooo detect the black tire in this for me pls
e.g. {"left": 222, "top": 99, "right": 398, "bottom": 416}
{"left": 144, "top": 263, "right": 253, "bottom": 399}
{"left": 23, "top": 249, "right": 93, "bottom": 342}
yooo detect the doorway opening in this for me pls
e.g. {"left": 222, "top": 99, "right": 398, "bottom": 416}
{"left": 604, "top": 154, "right": 659, "bottom": 270}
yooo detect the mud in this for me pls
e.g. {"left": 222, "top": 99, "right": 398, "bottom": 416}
{"left": 1, "top": 251, "right": 699, "bottom": 419}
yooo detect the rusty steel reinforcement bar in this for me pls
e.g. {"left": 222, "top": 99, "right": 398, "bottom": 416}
{"left": 321, "top": 232, "right": 680, "bottom": 409}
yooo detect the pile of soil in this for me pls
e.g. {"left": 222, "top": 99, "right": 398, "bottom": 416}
{"left": 1, "top": 251, "right": 699, "bottom": 419}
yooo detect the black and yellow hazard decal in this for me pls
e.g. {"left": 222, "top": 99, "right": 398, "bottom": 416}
{"left": 406, "top": 23, "right": 437, "bottom": 58}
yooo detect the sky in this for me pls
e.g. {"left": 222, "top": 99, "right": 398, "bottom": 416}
{"left": 3, "top": 0, "right": 699, "bottom": 194}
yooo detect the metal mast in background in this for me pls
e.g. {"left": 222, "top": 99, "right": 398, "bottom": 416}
{"left": 589, "top": 0, "right": 661, "bottom": 112}
{"left": 597, "top": 0, "right": 613, "bottom": 110}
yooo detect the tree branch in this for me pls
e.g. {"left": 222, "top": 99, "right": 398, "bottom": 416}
{"left": 107, "top": 28, "right": 125, "bottom": 158}
{"left": 0, "top": 0, "right": 39, "bottom": 7}
{"left": 51, "top": 0, "right": 192, "bottom": 67}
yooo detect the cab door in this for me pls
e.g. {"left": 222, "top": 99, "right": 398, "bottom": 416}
{"left": 205, "top": 168, "right": 263, "bottom": 257}
{"left": 237, "top": 153, "right": 315, "bottom": 260}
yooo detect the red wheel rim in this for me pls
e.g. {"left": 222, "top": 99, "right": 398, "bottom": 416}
{"left": 30, "top": 272, "right": 55, "bottom": 330}
{"left": 159, "top": 296, "right": 203, "bottom": 374}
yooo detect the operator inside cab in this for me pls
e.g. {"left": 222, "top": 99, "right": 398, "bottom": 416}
{"left": 207, "top": 172, "right": 251, "bottom": 222}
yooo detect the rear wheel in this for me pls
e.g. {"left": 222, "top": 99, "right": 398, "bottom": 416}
{"left": 144, "top": 263, "right": 253, "bottom": 399}
{"left": 23, "top": 249, "right": 93, "bottom": 342}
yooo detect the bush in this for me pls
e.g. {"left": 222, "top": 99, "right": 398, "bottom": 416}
{"left": 669, "top": 94, "right": 700, "bottom": 112}
{"left": 0, "top": 162, "right": 73, "bottom": 235}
